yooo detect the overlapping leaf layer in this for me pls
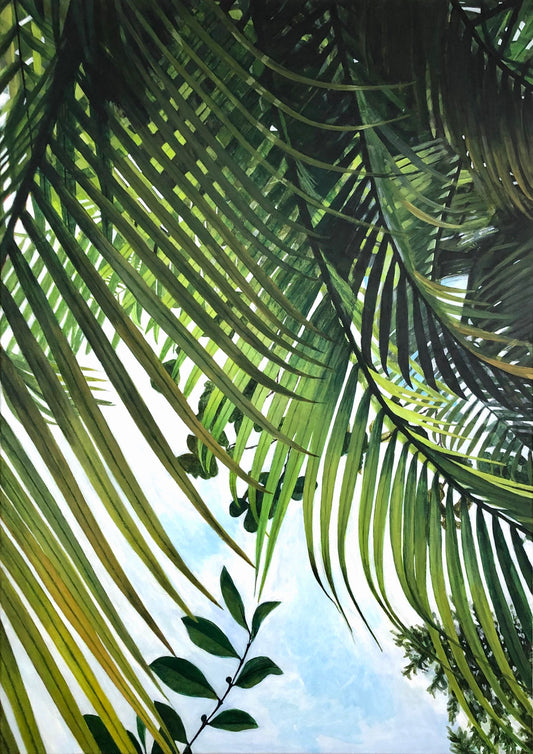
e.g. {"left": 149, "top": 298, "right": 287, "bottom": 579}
{"left": 1, "top": 1, "right": 531, "bottom": 751}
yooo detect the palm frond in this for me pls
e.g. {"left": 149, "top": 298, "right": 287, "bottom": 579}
{"left": 1, "top": 0, "right": 531, "bottom": 749}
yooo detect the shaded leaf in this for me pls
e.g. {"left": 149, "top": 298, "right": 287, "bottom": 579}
{"left": 135, "top": 717, "right": 146, "bottom": 751}
{"left": 244, "top": 507, "right": 259, "bottom": 533}
{"left": 251, "top": 602, "right": 281, "bottom": 639}
{"left": 229, "top": 497, "right": 248, "bottom": 518}
{"left": 220, "top": 567, "right": 248, "bottom": 630}
{"left": 291, "top": 476, "right": 305, "bottom": 501}
{"left": 235, "top": 656, "right": 283, "bottom": 688}
{"left": 208, "top": 709, "right": 258, "bottom": 732}
{"left": 128, "top": 732, "right": 144, "bottom": 754}
{"left": 150, "top": 658, "right": 218, "bottom": 699}
{"left": 83, "top": 715, "right": 122, "bottom": 754}
{"left": 177, "top": 454, "right": 204, "bottom": 476}
{"left": 181, "top": 616, "right": 239, "bottom": 658}
{"left": 154, "top": 702, "right": 187, "bottom": 744}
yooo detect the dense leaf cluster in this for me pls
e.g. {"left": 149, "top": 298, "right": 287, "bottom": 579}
{"left": 1, "top": 1, "right": 531, "bottom": 752}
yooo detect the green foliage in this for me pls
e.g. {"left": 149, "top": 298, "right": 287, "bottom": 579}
{"left": 208, "top": 709, "right": 258, "bottom": 732}
{"left": 83, "top": 715, "right": 124, "bottom": 754}
{"left": 181, "top": 617, "right": 240, "bottom": 659}
{"left": 1, "top": 0, "right": 532, "bottom": 750}
{"left": 84, "top": 568, "right": 282, "bottom": 753}
{"left": 153, "top": 704, "right": 188, "bottom": 746}
{"left": 220, "top": 566, "right": 248, "bottom": 630}
{"left": 229, "top": 468, "right": 313, "bottom": 533}
{"left": 149, "top": 658, "right": 219, "bottom": 701}
{"left": 235, "top": 657, "right": 283, "bottom": 689}
{"left": 251, "top": 601, "right": 282, "bottom": 640}
{"left": 395, "top": 612, "right": 533, "bottom": 753}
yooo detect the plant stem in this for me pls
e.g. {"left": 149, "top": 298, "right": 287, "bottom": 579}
{"left": 185, "top": 630, "right": 253, "bottom": 753}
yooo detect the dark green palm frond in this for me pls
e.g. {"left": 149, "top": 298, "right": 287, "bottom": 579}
{"left": 207, "top": 1, "right": 531, "bottom": 744}
{"left": 1, "top": 0, "right": 531, "bottom": 750}
{"left": 346, "top": 0, "right": 533, "bottom": 214}
{"left": 219, "top": 297, "right": 532, "bottom": 747}
{"left": 239, "top": 0, "right": 532, "bottom": 427}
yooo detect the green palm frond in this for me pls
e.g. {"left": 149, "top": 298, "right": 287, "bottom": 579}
{"left": 1, "top": 0, "right": 531, "bottom": 750}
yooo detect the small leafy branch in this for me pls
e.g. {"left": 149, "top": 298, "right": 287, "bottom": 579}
{"left": 84, "top": 568, "right": 282, "bottom": 754}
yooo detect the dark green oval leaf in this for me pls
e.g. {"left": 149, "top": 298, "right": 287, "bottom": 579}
{"left": 154, "top": 701, "right": 187, "bottom": 744}
{"left": 243, "top": 507, "right": 259, "bottom": 532}
{"left": 208, "top": 709, "right": 258, "bottom": 732}
{"left": 83, "top": 715, "right": 122, "bottom": 754}
{"left": 291, "top": 476, "right": 305, "bottom": 501}
{"left": 128, "top": 732, "right": 143, "bottom": 754}
{"left": 150, "top": 360, "right": 178, "bottom": 392}
{"left": 136, "top": 716, "right": 146, "bottom": 750}
{"left": 220, "top": 567, "right": 248, "bottom": 629}
{"left": 341, "top": 431, "right": 352, "bottom": 456}
{"left": 150, "top": 657, "right": 218, "bottom": 699}
{"left": 229, "top": 497, "right": 247, "bottom": 517}
{"left": 177, "top": 453, "right": 203, "bottom": 476}
{"left": 235, "top": 656, "right": 283, "bottom": 688}
{"left": 186, "top": 434, "right": 198, "bottom": 454}
{"left": 181, "top": 616, "right": 239, "bottom": 658}
{"left": 251, "top": 601, "right": 280, "bottom": 639}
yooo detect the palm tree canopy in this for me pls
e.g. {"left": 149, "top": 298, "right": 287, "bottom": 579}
{"left": 1, "top": 1, "right": 531, "bottom": 751}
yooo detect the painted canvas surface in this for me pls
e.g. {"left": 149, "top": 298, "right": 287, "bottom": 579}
{"left": 1, "top": 2, "right": 531, "bottom": 754}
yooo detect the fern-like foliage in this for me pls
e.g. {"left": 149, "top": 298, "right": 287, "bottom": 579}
{"left": 1, "top": 1, "right": 531, "bottom": 751}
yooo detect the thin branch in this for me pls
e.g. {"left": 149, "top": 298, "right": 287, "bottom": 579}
{"left": 186, "top": 631, "right": 253, "bottom": 753}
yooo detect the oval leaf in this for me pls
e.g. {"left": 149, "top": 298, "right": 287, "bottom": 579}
{"left": 208, "top": 709, "right": 258, "bottom": 732}
{"left": 220, "top": 567, "right": 248, "bottom": 629}
{"left": 291, "top": 476, "right": 305, "bottom": 501}
{"left": 181, "top": 616, "right": 239, "bottom": 658}
{"left": 154, "top": 701, "right": 187, "bottom": 744}
{"left": 251, "top": 601, "right": 280, "bottom": 639}
{"left": 235, "top": 656, "right": 283, "bottom": 688}
{"left": 150, "top": 657, "right": 218, "bottom": 699}
{"left": 128, "top": 732, "right": 143, "bottom": 754}
{"left": 136, "top": 716, "right": 146, "bottom": 750}
{"left": 83, "top": 715, "right": 122, "bottom": 754}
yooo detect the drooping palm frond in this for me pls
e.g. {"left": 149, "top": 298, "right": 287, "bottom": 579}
{"left": 1, "top": 0, "right": 531, "bottom": 750}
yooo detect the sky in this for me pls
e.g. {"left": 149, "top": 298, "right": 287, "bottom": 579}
{"left": 4, "top": 350, "right": 453, "bottom": 754}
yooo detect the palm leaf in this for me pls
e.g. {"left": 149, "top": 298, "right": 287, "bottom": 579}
{"left": 1, "top": 0, "right": 531, "bottom": 749}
